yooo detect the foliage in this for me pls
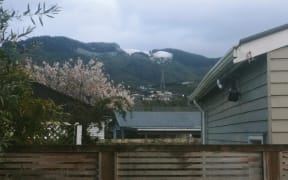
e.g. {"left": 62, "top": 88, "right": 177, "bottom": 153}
{"left": 26, "top": 58, "right": 135, "bottom": 143}
{"left": 0, "top": 50, "right": 67, "bottom": 146}
{"left": 0, "top": 1, "right": 60, "bottom": 44}
{"left": 0, "top": 1, "right": 61, "bottom": 148}
{"left": 26, "top": 58, "right": 134, "bottom": 122}
{"left": 25, "top": 58, "right": 134, "bottom": 108}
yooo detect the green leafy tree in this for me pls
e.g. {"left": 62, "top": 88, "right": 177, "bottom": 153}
{"left": 0, "top": 1, "right": 62, "bottom": 148}
{"left": 0, "top": 52, "right": 67, "bottom": 145}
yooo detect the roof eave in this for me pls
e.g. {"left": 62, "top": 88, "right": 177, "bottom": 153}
{"left": 189, "top": 49, "right": 234, "bottom": 101}
{"left": 239, "top": 24, "right": 288, "bottom": 45}
{"left": 234, "top": 28, "right": 288, "bottom": 63}
{"left": 190, "top": 24, "right": 288, "bottom": 101}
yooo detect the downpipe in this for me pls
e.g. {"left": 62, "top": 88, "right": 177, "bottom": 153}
{"left": 193, "top": 100, "right": 206, "bottom": 144}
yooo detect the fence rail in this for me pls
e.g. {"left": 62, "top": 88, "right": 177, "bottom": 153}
{"left": 1, "top": 144, "right": 288, "bottom": 180}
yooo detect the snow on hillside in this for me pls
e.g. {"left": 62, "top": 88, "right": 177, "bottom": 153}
{"left": 151, "top": 51, "right": 173, "bottom": 64}
{"left": 123, "top": 49, "right": 173, "bottom": 64}
{"left": 152, "top": 51, "right": 173, "bottom": 60}
{"left": 124, "top": 49, "right": 150, "bottom": 56}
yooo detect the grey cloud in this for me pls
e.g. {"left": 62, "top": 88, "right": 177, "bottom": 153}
{"left": 3, "top": 0, "right": 288, "bottom": 57}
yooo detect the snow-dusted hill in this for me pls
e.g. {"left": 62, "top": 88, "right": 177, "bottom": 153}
{"left": 12, "top": 36, "right": 218, "bottom": 90}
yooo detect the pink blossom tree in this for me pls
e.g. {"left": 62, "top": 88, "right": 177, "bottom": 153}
{"left": 25, "top": 58, "right": 134, "bottom": 123}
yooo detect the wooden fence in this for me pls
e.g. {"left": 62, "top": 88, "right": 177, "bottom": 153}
{"left": 0, "top": 144, "right": 288, "bottom": 180}
{"left": 117, "top": 152, "right": 263, "bottom": 180}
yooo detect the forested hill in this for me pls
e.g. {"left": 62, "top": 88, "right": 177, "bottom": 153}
{"left": 6, "top": 36, "right": 218, "bottom": 93}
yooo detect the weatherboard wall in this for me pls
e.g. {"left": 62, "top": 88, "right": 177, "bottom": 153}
{"left": 268, "top": 46, "right": 288, "bottom": 144}
{"left": 200, "top": 56, "right": 268, "bottom": 144}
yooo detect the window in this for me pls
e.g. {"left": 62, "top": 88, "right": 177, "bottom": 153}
{"left": 248, "top": 136, "right": 263, "bottom": 144}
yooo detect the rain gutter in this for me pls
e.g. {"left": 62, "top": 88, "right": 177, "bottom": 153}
{"left": 190, "top": 49, "right": 234, "bottom": 101}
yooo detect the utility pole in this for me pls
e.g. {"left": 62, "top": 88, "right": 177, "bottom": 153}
{"left": 160, "top": 68, "right": 166, "bottom": 91}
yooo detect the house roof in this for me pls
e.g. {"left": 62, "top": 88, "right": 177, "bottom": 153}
{"left": 190, "top": 24, "right": 288, "bottom": 101}
{"left": 115, "top": 111, "right": 201, "bottom": 131}
{"left": 32, "top": 82, "right": 96, "bottom": 123}
{"left": 239, "top": 24, "right": 288, "bottom": 45}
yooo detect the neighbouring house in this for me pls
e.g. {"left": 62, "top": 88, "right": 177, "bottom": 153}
{"left": 87, "top": 122, "right": 105, "bottom": 140}
{"left": 32, "top": 83, "right": 105, "bottom": 141}
{"left": 189, "top": 24, "right": 288, "bottom": 144}
{"left": 113, "top": 111, "right": 201, "bottom": 139}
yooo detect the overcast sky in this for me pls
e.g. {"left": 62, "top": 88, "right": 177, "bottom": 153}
{"left": 4, "top": 0, "right": 288, "bottom": 57}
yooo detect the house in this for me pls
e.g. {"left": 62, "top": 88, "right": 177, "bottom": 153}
{"left": 32, "top": 83, "right": 105, "bottom": 141}
{"left": 87, "top": 122, "right": 105, "bottom": 140}
{"left": 190, "top": 24, "right": 288, "bottom": 144}
{"left": 113, "top": 111, "right": 201, "bottom": 139}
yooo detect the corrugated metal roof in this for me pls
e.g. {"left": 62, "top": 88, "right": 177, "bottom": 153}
{"left": 115, "top": 112, "right": 201, "bottom": 130}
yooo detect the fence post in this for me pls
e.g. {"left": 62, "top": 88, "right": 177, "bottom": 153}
{"left": 76, "top": 124, "right": 82, "bottom": 145}
{"left": 99, "top": 152, "right": 116, "bottom": 180}
{"left": 264, "top": 151, "right": 280, "bottom": 180}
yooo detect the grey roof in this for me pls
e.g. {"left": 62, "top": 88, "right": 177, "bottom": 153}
{"left": 115, "top": 111, "right": 201, "bottom": 130}
{"left": 190, "top": 24, "right": 288, "bottom": 100}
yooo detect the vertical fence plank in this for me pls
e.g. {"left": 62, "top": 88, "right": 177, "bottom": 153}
{"left": 280, "top": 151, "right": 288, "bottom": 180}
{"left": 203, "top": 152, "right": 206, "bottom": 180}
{"left": 100, "top": 152, "right": 115, "bottom": 180}
{"left": 264, "top": 151, "right": 280, "bottom": 180}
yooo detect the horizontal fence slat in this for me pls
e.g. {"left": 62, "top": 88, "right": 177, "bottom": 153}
{"left": 0, "top": 163, "right": 97, "bottom": 169}
{"left": 118, "top": 177, "right": 262, "bottom": 180}
{"left": 118, "top": 178, "right": 203, "bottom": 180}
{"left": 0, "top": 176, "right": 98, "bottom": 180}
{"left": 0, "top": 159, "right": 97, "bottom": 163}
{"left": 118, "top": 163, "right": 262, "bottom": 170}
{"left": 0, "top": 152, "right": 97, "bottom": 157}
{"left": 118, "top": 170, "right": 202, "bottom": 176}
{"left": 0, "top": 169, "right": 98, "bottom": 176}
{"left": 118, "top": 152, "right": 202, "bottom": 158}
{"left": 118, "top": 169, "right": 261, "bottom": 176}
{"left": 118, "top": 157, "right": 260, "bottom": 163}
{"left": 118, "top": 152, "right": 260, "bottom": 158}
